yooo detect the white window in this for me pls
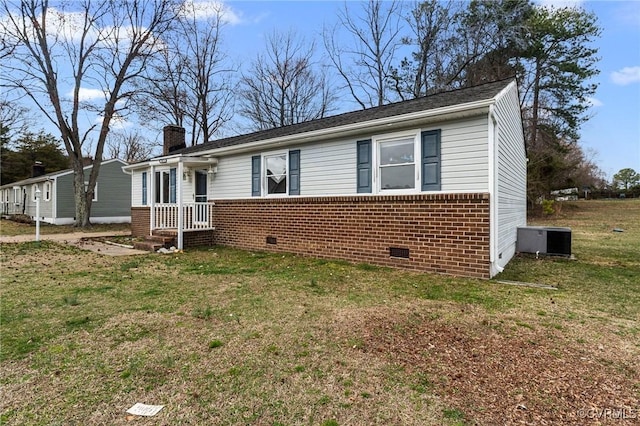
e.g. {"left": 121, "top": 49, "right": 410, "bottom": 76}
{"left": 374, "top": 131, "right": 420, "bottom": 193}
{"left": 84, "top": 182, "right": 98, "bottom": 201}
{"left": 44, "top": 181, "right": 52, "bottom": 201}
{"left": 31, "top": 184, "right": 39, "bottom": 201}
{"left": 13, "top": 187, "right": 20, "bottom": 204}
{"left": 264, "top": 153, "right": 287, "bottom": 195}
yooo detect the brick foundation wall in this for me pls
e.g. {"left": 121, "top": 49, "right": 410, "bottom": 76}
{"left": 184, "top": 230, "right": 215, "bottom": 248}
{"left": 131, "top": 207, "right": 150, "bottom": 237}
{"left": 212, "top": 193, "right": 491, "bottom": 278}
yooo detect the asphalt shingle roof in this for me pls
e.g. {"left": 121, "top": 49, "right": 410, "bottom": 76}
{"left": 175, "top": 79, "right": 514, "bottom": 156}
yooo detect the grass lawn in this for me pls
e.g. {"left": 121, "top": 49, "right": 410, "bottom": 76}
{"left": 1, "top": 200, "right": 638, "bottom": 425}
{"left": 0, "top": 219, "right": 130, "bottom": 236}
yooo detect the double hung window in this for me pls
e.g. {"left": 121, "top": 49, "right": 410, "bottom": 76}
{"left": 378, "top": 136, "right": 417, "bottom": 191}
{"left": 252, "top": 150, "right": 300, "bottom": 197}
{"left": 358, "top": 129, "right": 441, "bottom": 194}
{"left": 265, "top": 153, "right": 287, "bottom": 195}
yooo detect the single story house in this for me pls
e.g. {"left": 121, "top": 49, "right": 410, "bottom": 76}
{"left": 1, "top": 158, "right": 131, "bottom": 225}
{"left": 124, "top": 79, "right": 526, "bottom": 278}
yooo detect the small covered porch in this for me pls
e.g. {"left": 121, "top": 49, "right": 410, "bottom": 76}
{"left": 143, "top": 155, "right": 218, "bottom": 250}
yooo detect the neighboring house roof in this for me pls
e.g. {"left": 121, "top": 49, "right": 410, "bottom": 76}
{"left": 175, "top": 78, "right": 515, "bottom": 157}
{"left": 0, "top": 158, "right": 128, "bottom": 189}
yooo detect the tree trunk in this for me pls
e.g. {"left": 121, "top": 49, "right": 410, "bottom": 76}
{"left": 72, "top": 161, "right": 92, "bottom": 227}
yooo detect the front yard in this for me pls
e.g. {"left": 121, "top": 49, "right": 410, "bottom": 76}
{"left": 1, "top": 200, "right": 638, "bottom": 425}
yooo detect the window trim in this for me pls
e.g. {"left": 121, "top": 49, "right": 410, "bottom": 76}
{"left": 372, "top": 129, "right": 421, "bottom": 194}
{"left": 31, "top": 184, "right": 39, "bottom": 201}
{"left": 84, "top": 182, "right": 98, "bottom": 202}
{"left": 262, "top": 151, "right": 289, "bottom": 197}
{"left": 13, "top": 187, "right": 20, "bottom": 204}
{"left": 43, "top": 181, "right": 52, "bottom": 201}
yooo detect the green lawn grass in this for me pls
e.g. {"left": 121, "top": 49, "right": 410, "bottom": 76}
{"left": 0, "top": 219, "right": 130, "bottom": 236}
{"left": 1, "top": 199, "right": 638, "bottom": 425}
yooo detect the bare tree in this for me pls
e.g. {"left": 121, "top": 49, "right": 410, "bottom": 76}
{"left": 136, "top": 2, "right": 235, "bottom": 146}
{"left": 0, "top": 96, "right": 32, "bottom": 144}
{"left": 389, "top": 0, "right": 461, "bottom": 99}
{"left": 390, "top": 0, "right": 526, "bottom": 99}
{"left": 323, "top": 0, "right": 402, "bottom": 108}
{"left": 239, "top": 29, "right": 337, "bottom": 131}
{"left": 107, "top": 130, "right": 156, "bottom": 163}
{"left": 1, "top": 0, "right": 178, "bottom": 227}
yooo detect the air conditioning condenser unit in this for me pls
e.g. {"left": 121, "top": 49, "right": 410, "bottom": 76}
{"left": 516, "top": 226, "right": 571, "bottom": 256}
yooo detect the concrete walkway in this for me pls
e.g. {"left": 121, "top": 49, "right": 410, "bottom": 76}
{"left": 0, "top": 230, "right": 149, "bottom": 256}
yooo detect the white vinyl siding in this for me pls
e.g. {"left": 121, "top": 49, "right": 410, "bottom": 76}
{"left": 212, "top": 139, "right": 358, "bottom": 199}
{"left": 494, "top": 83, "right": 527, "bottom": 270}
{"left": 298, "top": 139, "right": 356, "bottom": 196}
{"left": 210, "top": 116, "right": 489, "bottom": 199}
{"left": 211, "top": 154, "right": 253, "bottom": 199}
{"left": 440, "top": 116, "right": 489, "bottom": 192}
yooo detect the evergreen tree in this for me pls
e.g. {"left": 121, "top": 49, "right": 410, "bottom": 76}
{"left": 0, "top": 130, "right": 68, "bottom": 184}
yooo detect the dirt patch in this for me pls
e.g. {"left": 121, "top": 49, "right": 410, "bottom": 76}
{"left": 337, "top": 306, "right": 639, "bottom": 425}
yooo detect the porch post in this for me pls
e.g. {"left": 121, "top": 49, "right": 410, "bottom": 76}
{"left": 177, "top": 161, "right": 184, "bottom": 250}
{"left": 149, "top": 165, "right": 155, "bottom": 235}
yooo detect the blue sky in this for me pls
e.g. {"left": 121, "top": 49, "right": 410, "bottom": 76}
{"left": 219, "top": 0, "right": 640, "bottom": 179}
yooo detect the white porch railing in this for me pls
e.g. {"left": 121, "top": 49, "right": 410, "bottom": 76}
{"left": 153, "top": 202, "right": 215, "bottom": 231}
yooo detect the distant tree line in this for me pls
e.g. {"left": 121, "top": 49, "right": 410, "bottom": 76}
{"left": 0, "top": 0, "right": 605, "bottom": 225}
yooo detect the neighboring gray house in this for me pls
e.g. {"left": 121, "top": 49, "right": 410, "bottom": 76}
{"left": 124, "top": 79, "right": 526, "bottom": 278}
{"left": 1, "top": 158, "right": 131, "bottom": 225}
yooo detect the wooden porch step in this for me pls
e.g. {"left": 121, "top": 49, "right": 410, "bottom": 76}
{"left": 133, "top": 232, "right": 176, "bottom": 252}
{"left": 133, "top": 240, "right": 164, "bottom": 252}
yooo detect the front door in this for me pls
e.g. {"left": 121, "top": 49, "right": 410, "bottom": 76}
{"left": 195, "top": 170, "right": 208, "bottom": 223}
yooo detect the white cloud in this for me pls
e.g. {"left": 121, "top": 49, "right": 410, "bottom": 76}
{"left": 72, "top": 88, "right": 107, "bottom": 102}
{"left": 611, "top": 66, "right": 640, "bottom": 86}
{"left": 536, "top": 0, "right": 584, "bottom": 9}
{"left": 180, "top": 1, "right": 243, "bottom": 25}
{"left": 586, "top": 97, "right": 603, "bottom": 107}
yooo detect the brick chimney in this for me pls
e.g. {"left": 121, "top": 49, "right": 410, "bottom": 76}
{"left": 32, "top": 162, "right": 46, "bottom": 178}
{"left": 163, "top": 126, "right": 186, "bottom": 155}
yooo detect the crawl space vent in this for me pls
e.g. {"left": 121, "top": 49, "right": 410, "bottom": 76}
{"left": 266, "top": 236, "right": 277, "bottom": 245}
{"left": 389, "top": 247, "right": 410, "bottom": 259}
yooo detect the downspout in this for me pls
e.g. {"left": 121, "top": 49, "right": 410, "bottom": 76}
{"left": 488, "top": 105, "right": 503, "bottom": 277}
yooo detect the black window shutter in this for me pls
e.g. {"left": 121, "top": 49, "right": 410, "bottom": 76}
{"left": 421, "top": 130, "right": 441, "bottom": 191}
{"left": 289, "top": 149, "right": 300, "bottom": 195}
{"left": 357, "top": 139, "right": 372, "bottom": 193}
{"left": 251, "top": 155, "right": 261, "bottom": 196}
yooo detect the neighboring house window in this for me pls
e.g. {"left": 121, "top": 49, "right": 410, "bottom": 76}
{"left": 84, "top": 182, "right": 98, "bottom": 201}
{"left": 44, "top": 181, "right": 51, "bottom": 201}
{"left": 142, "top": 172, "right": 147, "bottom": 205}
{"left": 358, "top": 129, "right": 441, "bottom": 193}
{"left": 13, "top": 187, "right": 20, "bottom": 204}
{"left": 154, "top": 168, "right": 176, "bottom": 203}
{"left": 31, "top": 184, "right": 39, "bottom": 201}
